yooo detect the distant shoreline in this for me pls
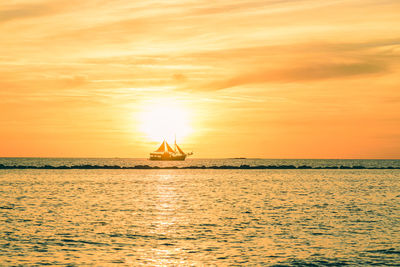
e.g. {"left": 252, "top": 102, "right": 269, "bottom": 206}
{"left": 1, "top": 157, "right": 399, "bottom": 160}
{"left": 0, "top": 164, "right": 399, "bottom": 170}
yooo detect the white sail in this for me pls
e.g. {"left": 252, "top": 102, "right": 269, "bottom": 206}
{"left": 175, "top": 144, "right": 185, "bottom": 155}
{"left": 155, "top": 141, "right": 166, "bottom": 152}
{"left": 165, "top": 142, "right": 175, "bottom": 153}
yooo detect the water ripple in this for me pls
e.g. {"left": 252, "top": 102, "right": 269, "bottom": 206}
{"left": 0, "top": 169, "right": 399, "bottom": 265}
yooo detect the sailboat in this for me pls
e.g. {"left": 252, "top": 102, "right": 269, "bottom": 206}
{"left": 149, "top": 138, "right": 192, "bottom": 161}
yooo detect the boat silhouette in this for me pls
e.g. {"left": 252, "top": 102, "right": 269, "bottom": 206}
{"left": 149, "top": 139, "right": 192, "bottom": 161}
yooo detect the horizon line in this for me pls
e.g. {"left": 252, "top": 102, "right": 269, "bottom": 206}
{"left": 0, "top": 156, "right": 399, "bottom": 160}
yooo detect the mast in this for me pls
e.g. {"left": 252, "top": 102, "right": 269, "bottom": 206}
{"left": 174, "top": 134, "right": 177, "bottom": 153}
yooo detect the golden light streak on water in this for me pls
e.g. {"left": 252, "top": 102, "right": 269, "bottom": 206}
{"left": 0, "top": 163, "right": 399, "bottom": 265}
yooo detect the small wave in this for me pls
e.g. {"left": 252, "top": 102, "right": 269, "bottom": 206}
{"left": 60, "top": 239, "right": 109, "bottom": 246}
{"left": 271, "top": 258, "right": 351, "bottom": 266}
{"left": 0, "top": 205, "right": 15, "bottom": 209}
{"left": 0, "top": 163, "right": 399, "bottom": 170}
{"left": 161, "top": 242, "right": 175, "bottom": 246}
{"left": 366, "top": 248, "right": 400, "bottom": 255}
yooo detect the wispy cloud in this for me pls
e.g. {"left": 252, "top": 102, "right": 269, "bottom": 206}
{"left": 0, "top": 3, "right": 56, "bottom": 23}
{"left": 0, "top": 0, "right": 81, "bottom": 23}
{"left": 202, "top": 61, "right": 388, "bottom": 91}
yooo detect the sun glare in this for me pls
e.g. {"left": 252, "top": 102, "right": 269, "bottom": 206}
{"left": 139, "top": 99, "right": 192, "bottom": 143}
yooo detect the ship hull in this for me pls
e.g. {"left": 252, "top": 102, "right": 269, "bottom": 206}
{"left": 149, "top": 153, "right": 186, "bottom": 161}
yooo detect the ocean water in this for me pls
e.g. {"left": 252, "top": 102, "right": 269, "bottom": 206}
{"left": 0, "top": 159, "right": 399, "bottom": 266}
{"left": 1, "top": 158, "right": 400, "bottom": 169}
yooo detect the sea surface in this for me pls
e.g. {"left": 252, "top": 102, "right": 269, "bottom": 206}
{"left": 0, "top": 158, "right": 399, "bottom": 266}
{"left": 1, "top": 158, "right": 400, "bottom": 169}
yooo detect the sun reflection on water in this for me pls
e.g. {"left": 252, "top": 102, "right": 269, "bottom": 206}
{"left": 148, "top": 174, "right": 183, "bottom": 265}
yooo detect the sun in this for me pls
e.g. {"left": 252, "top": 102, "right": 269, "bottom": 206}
{"left": 139, "top": 99, "right": 192, "bottom": 143}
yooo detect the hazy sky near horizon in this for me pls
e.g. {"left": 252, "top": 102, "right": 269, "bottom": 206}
{"left": 1, "top": 0, "right": 400, "bottom": 158}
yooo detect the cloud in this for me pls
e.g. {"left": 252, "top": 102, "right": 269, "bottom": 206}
{"left": 284, "top": 61, "right": 386, "bottom": 80}
{"left": 175, "top": 38, "right": 399, "bottom": 91}
{"left": 187, "top": 58, "right": 389, "bottom": 91}
{"left": 0, "top": 3, "right": 54, "bottom": 23}
{"left": 172, "top": 73, "right": 187, "bottom": 82}
{"left": 0, "top": 0, "right": 80, "bottom": 23}
{"left": 188, "top": 1, "right": 276, "bottom": 16}
{"left": 59, "top": 75, "right": 88, "bottom": 88}
{"left": 0, "top": 73, "right": 89, "bottom": 92}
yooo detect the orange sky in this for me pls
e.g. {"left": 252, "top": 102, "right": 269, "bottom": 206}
{"left": 1, "top": 0, "right": 400, "bottom": 158}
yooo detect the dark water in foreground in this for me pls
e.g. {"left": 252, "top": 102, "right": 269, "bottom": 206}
{"left": 0, "top": 159, "right": 399, "bottom": 265}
